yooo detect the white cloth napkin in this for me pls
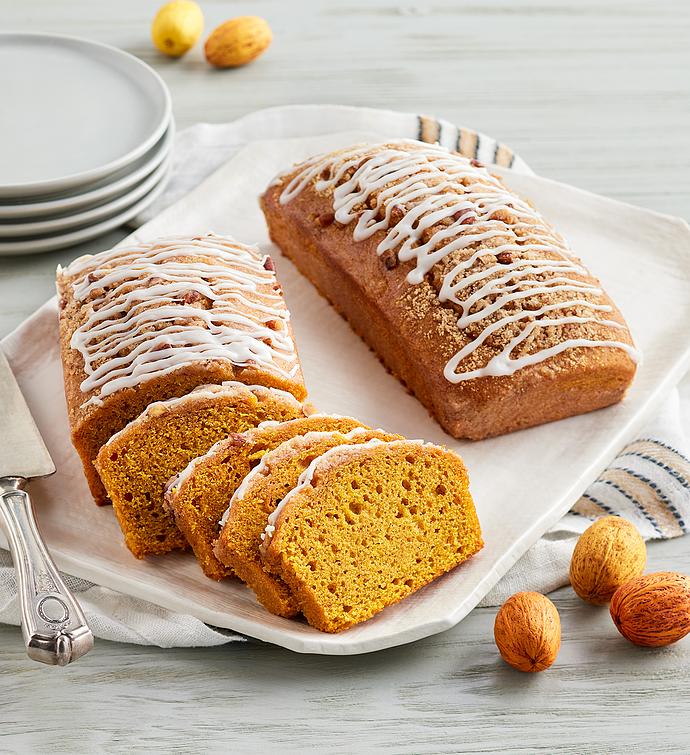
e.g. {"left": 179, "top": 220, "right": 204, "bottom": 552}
{"left": 2, "top": 105, "right": 688, "bottom": 646}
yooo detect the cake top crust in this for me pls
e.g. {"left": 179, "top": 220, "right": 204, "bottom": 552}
{"left": 57, "top": 233, "right": 302, "bottom": 408}
{"left": 273, "top": 140, "right": 640, "bottom": 383}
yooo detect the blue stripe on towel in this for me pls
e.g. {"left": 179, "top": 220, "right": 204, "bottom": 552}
{"left": 615, "top": 467, "right": 688, "bottom": 531}
{"left": 618, "top": 450, "right": 690, "bottom": 492}
{"left": 597, "top": 478, "right": 665, "bottom": 536}
{"left": 637, "top": 437, "right": 690, "bottom": 467}
{"left": 575, "top": 492, "right": 619, "bottom": 519}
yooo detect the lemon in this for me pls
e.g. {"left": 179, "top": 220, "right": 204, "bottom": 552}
{"left": 151, "top": 0, "right": 204, "bottom": 58}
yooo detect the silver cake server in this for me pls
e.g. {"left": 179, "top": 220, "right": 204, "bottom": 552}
{"left": 0, "top": 348, "right": 93, "bottom": 665}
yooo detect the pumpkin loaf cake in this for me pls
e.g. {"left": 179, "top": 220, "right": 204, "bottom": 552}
{"left": 163, "top": 414, "right": 365, "bottom": 580}
{"left": 57, "top": 233, "right": 305, "bottom": 505}
{"left": 215, "top": 427, "right": 401, "bottom": 617}
{"left": 260, "top": 439, "right": 483, "bottom": 633}
{"left": 95, "top": 382, "right": 305, "bottom": 558}
{"left": 261, "top": 140, "right": 639, "bottom": 440}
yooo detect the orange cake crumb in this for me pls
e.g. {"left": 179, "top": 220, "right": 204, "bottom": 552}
{"left": 260, "top": 439, "right": 483, "bottom": 632}
{"left": 214, "top": 427, "right": 401, "bottom": 617}
{"left": 163, "top": 414, "right": 365, "bottom": 580}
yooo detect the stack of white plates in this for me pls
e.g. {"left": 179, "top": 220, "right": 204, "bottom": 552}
{"left": 0, "top": 33, "right": 173, "bottom": 255}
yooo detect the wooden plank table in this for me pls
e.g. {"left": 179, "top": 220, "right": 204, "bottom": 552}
{"left": 2, "top": 1, "right": 690, "bottom": 751}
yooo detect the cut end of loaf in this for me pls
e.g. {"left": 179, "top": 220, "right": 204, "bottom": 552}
{"left": 261, "top": 440, "right": 483, "bottom": 633}
{"left": 166, "top": 414, "right": 365, "bottom": 582}
{"left": 215, "top": 426, "right": 400, "bottom": 618}
{"left": 95, "top": 383, "right": 306, "bottom": 560}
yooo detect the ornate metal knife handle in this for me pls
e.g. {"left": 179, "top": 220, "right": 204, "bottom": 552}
{"left": 0, "top": 478, "right": 94, "bottom": 665}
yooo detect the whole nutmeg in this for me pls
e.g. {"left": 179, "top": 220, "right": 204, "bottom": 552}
{"left": 204, "top": 16, "right": 272, "bottom": 68}
{"left": 610, "top": 572, "right": 690, "bottom": 647}
{"left": 493, "top": 592, "right": 561, "bottom": 672}
{"left": 569, "top": 516, "right": 646, "bottom": 605}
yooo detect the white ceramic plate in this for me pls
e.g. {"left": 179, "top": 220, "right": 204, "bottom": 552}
{"left": 0, "top": 156, "right": 171, "bottom": 239}
{"left": 0, "top": 33, "right": 171, "bottom": 199}
{"left": 0, "top": 167, "right": 170, "bottom": 256}
{"left": 0, "top": 124, "right": 174, "bottom": 221}
{"left": 2, "top": 132, "right": 690, "bottom": 655}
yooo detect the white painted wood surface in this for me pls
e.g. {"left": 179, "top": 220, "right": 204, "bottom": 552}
{"left": 1, "top": 0, "right": 690, "bottom": 751}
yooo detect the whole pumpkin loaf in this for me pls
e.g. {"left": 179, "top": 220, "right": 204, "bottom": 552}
{"left": 261, "top": 140, "right": 639, "bottom": 440}
{"left": 57, "top": 233, "right": 306, "bottom": 505}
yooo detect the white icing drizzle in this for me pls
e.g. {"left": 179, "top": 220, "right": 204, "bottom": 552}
{"left": 277, "top": 141, "right": 640, "bottom": 382}
{"left": 260, "top": 438, "right": 426, "bottom": 544}
{"left": 218, "top": 427, "right": 372, "bottom": 528}
{"left": 59, "top": 234, "right": 301, "bottom": 408}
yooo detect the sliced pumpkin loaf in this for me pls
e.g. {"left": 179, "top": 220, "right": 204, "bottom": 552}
{"left": 57, "top": 233, "right": 306, "bottom": 506}
{"left": 95, "top": 382, "right": 306, "bottom": 558}
{"left": 214, "top": 427, "right": 401, "bottom": 617}
{"left": 163, "top": 414, "right": 365, "bottom": 580}
{"left": 260, "top": 439, "right": 483, "bottom": 633}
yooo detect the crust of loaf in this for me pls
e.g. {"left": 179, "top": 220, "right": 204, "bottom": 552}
{"left": 261, "top": 176, "right": 636, "bottom": 440}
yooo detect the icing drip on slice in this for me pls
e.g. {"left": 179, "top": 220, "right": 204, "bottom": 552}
{"left": 218, "top": 426, "right": 371, "bottom": 528}
{"left": 166, "top": 413, "right": 356, "bottom": 498}
{"left": 277, "top": 141, "right": 640, "bottom": 382}
{"left": 60, "top": 234, "right": 300, "bottom": 407}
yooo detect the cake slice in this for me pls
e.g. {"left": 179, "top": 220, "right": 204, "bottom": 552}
{"left": 163, "top": 414, "right": 365, "bottom": 580}
{"left": 214, "top": 427, "right": 401, "bottom": 617}
{"left": 95, "top": 382, "right": 305, "bottom": 558}
{"left": 260, "top": 439, "right": 483, "bottom": 632}
{"left": 57, "top": 233, "right": 305, "bottom": 505}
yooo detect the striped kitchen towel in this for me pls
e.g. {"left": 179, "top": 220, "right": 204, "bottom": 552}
{"left": 570, "top": 362, "right": 690, "bottom": 541}
{"left": 481, "top": 388, "right": 690, "bottom": 606}
{"left": 574, "top": 438, "right": 690, "bottom": 540}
